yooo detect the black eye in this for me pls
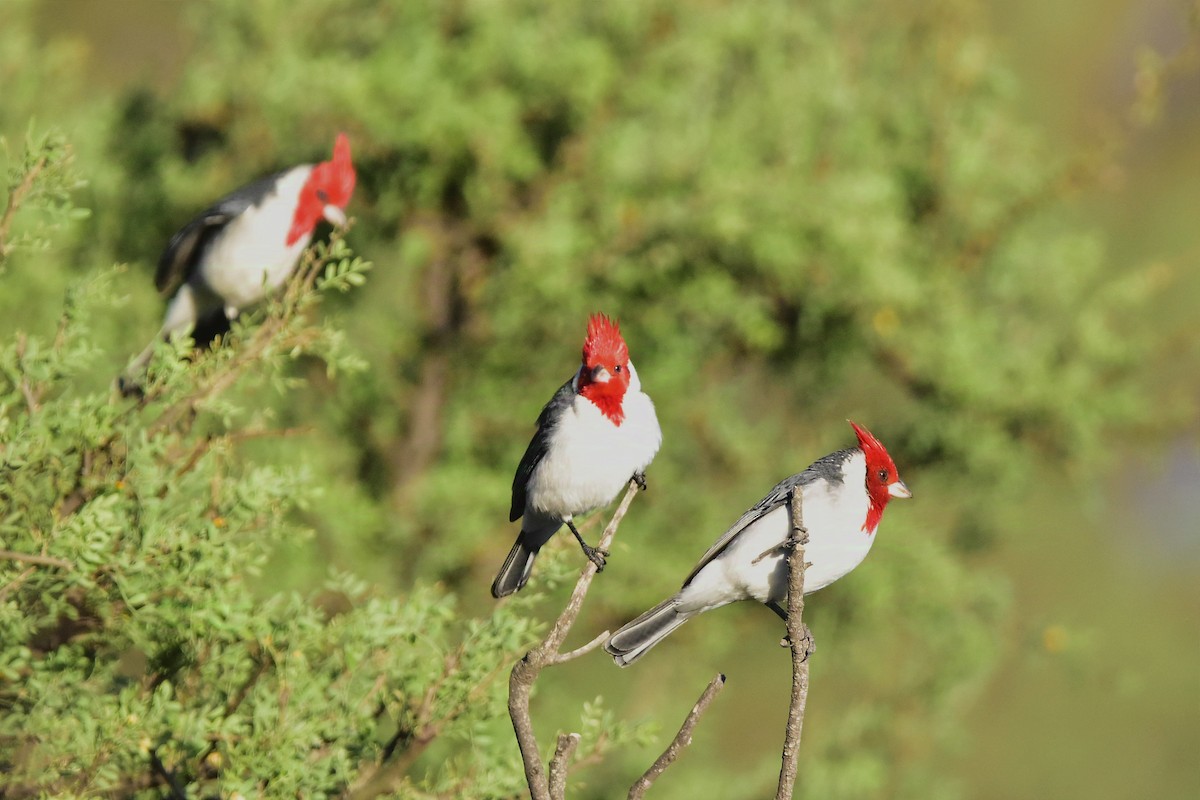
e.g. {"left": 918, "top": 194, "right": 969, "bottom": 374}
{"left": 614, "top": 365, "right": 622, "bottom": 373}
{"left": 877, "top": 468, "right": 888, "bottom": 481}
{"left": 316, "top": 189, "right": 330, "bottom": 203}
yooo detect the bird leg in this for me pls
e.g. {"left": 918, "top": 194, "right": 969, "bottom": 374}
{"left": 632, "top": 472, "right": 648, "bottom": 491}
{"left": 767, "top": 600, "right": 788, "bottom": 622}
{"left": 565, "top": 519, "right": 608, "bottom": 571}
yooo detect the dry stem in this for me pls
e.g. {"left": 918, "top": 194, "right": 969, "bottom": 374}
{"left": 627, "top": 673, "right": 726, "bottom": 800}
{"left": 774, "top": 487, "right": 811, "bottom": 800}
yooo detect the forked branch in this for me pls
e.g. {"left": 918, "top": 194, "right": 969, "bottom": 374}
{"left": 507, "top": 479, "right": 641, "bottom": 800}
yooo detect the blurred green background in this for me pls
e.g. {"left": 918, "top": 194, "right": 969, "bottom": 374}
{"left": 3, "top": 0, "right": 1197, "bottom": 797}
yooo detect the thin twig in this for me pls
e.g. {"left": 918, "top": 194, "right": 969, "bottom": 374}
{"left": 548, "top": 629, "right": 611, "bottom": 666}
{"left": 627, "top": 673, "right": 726, "bottom": 800}
{"left": 548, "top": 733, "right": 581, "bottom": 800}
{"left": 774, "top": 488, "right": 811, "bottom": 800}
{"left": 0, "top": 566, "right": 37, "bottom": 603}
{"left": 508, "top": 479, "right": 641, "bottom": 800}
{"left": 0, "top": 550, "right": 72, "bottom": 569}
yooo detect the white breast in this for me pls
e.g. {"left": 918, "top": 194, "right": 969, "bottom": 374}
{"left": 527, "top": 365, "right": 662, "bottom": 519}
{"left": 679, "top": 453, "right": 875, "bottom": 614}
{"left": 197, "top": 166, "right": 313, "bottom": 312}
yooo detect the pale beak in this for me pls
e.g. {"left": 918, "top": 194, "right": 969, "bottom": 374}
{"left": 889, "top": 480, "right": 912, "bottom": 499}
{"left": 590, "top": 365, "right": 611, "bottom": 383}
{"left": 322, "top": 204, "right": 348, "bottom": 227}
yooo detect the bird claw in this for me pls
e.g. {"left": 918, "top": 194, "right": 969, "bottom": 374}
{"left": 783, "top": 530, "right": 810, "bottom": 550}
{"left": 779, "top": 623, "right": 816, "bottom": 661}
{"left": 581, "top": 543, "right": 609, "bottom": 572}
{"left": 633, "top": 473, "right": 648, "bottom": 491}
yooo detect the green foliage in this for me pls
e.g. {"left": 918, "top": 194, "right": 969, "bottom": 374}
{"left": 0, "top": 147, "right": 547, "bottom": 797}
{"left": 0, "top": 0, "right": 1178, "bottom": 798}
{"left": 0, "top": 126, "right": 89, "bottom": 266}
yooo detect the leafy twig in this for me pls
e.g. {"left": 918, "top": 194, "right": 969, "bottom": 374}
{"left": 627, "top": 673, "right": 726, "bottom": 800}
{"left": 0, "top": 156, "right": 46, "bottom": 258}
{"left": 774, "top": 487, "right": 812, "bottom": 800}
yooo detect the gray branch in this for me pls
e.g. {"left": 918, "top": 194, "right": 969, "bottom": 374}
{"left": 627, "top": 673, "right": 726, "bottom": 800}
{"left": 508, "top": 479, "right": 642, "bottom": 800}
{"left": 774, "top": 486, "right": 812, "bottom": 800}
{"left": 548, "top": 733, "right": 581, "bottom": 800}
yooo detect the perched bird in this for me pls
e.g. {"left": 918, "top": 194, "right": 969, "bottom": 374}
{"left": 121, "top": 133, "right": 356, "bottom": 390}
{"left": 605, "top": 421, "right": 910, "bottom": 666}
{"left": 491, "top": 313, "right": 662, "bottom": 598}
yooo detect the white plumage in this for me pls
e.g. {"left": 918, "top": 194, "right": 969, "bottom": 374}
{"left": 527, "top": 363, "right": 661, "bottom": 520}
{"left": 606, "top": 424, "right": 910, "bottom": 666}
{"left": 678, "top": 452, "right": 871, "bottom": 614}
{"left": 197, "top": 166, "right": 313, "bottom": 315}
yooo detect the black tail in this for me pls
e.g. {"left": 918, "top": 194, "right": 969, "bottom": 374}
{"left": 604, "top": 595, "right": 692, "bottom": 667}
{"left": 491, "top": 536, "right": 539, "bottom": 598}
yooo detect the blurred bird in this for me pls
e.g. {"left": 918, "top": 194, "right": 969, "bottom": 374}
{"left": 491, "top": 313, "right": 662, "bottom": 598}
{"left": 605, "top": 421, "right": 910, "bottom": 666}
{"left": 120, "top": 133, "right": 356, "bottom": 393}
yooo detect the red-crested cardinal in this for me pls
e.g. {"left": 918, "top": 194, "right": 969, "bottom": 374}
{"left": 121, "top": 133, "right": 356, "bottom": 390}
{"left": 605, "top": 421, "right": 910, "bottom": 666}
{"left": 491, "top": 313, "right": 662, "bottom": 598}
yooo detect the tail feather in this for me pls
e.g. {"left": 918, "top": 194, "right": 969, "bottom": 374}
{"left": 491, "top": 537, "right": 539, "bottom": 598}
{"left": 604, "top": 595, "right": 691, "bottom": 667}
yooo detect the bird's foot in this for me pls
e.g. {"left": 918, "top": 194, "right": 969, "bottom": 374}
{"left": 783, "top": 528, "right": 810, "bottom": 550}
{"left": 633, "top": 472, "right": 648, "bottom": 491}
{"left": 580, "top": 542, "right": 609, "bottom": 572}
{"left": 779, "top": 623, "right": 816, "bottom": 662}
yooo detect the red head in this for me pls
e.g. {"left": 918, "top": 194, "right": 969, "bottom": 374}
{"left": 287, "top": 133, "right": 357, "bottom": 246}
{"left": 850, "top": 420, "right": 911, "bottom": 534}
{"left": 578, "top": 313, "right": 632, "bottom": 425}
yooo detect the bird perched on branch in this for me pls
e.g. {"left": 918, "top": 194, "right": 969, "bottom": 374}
{"left": 605, "top": 421, "right": 910, "bottom": 666}
{"left": 491, "top": 313, "right": 662, "bottom": 598}
{"left": 120, "top": 133, "right": 356, "bottom": 393}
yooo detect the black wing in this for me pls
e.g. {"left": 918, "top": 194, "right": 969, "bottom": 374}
{"left": 509, "top": 376, "right": 578, "bottom": 522}
{"left": 681, "top": 448, "right": 852, "bottom": 587}
{"left": 154, "top": 170, "right": 292, "bottom": 296}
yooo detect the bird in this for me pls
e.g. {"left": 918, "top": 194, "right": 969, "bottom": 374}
{"left": 605, "top": 421, "right": 911, "bottom": 666}
{"left": 120, "top": 132, "right": 357, "bottom": 392}
{"left": 491, "top": 313, "right": 663, "bottom": 598}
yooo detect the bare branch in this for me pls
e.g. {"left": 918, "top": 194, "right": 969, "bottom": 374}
{"left": 548, "top": 628, "right": 610, "bottom": 666}
{"left": 774, "top": 487, "right": 812, "bottom": 800}
{"left": 548, "top": 733, "right": 581, "bottom": 800}
{"left": 627, "top": 673, "right": 726, "bottom": 800}
{"left": 508, "top": 479, "right": 641, "bottom": 800}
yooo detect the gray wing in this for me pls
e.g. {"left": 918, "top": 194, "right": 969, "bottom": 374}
{"left": 509, "top": 376, "right": 578, "bottom": 522}
{"left": 681, "top": 448, "right": 853, "bottom": 587}
{"left": 154, "top": 170, "right": 291, "bottom": 295}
